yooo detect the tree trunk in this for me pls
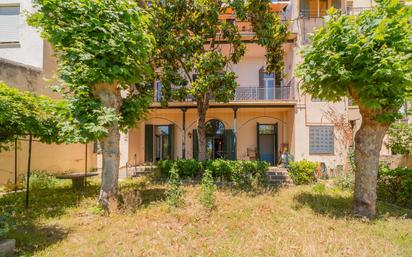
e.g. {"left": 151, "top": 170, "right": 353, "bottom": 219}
{"left": 197, "top": 100, "right": 208, "bottom": 162}
{"left": 353, "top": 109, "right": 389, "bottom": 218}
{"left": 93, "top": 83, "right": 122, "bottom": 210}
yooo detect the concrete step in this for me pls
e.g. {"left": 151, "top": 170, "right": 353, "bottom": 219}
{"left": 267, "top": 166, "right": 292, "bottom": 185}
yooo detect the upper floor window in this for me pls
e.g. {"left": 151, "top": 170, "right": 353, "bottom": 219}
{"left": 300, "top": 0, "right": 341, "bottom": 17}
{"left": 155, "top": 81, "right": 162, "bottom": 102}
{"left": 0, "top": 5, "right": 20, "bottom": 45}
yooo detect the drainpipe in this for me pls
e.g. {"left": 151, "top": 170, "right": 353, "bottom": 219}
{"left": 233, "top": 107, "right": 238, "bottom": 160}
{"left": 181, "top": 108, "right": 187, "bottom": 159}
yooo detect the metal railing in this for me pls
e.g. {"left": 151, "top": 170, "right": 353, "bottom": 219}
{"left": 154, "top": 78, "right": 296, "bottom": 103}
{"left": 345, "top": 7, "right": 374, "bottom": 15}
{"left": 234, "top": 85, "right": 294, "bottom": 101}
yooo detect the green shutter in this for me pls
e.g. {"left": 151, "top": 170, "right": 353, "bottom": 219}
{"left": 192, "top": 129, "right": 198, "bottom": 160}
{"left": 145, "top": 124, "right": 153, "bottom": 163}
{"left": 223, "top": 129, "right": 236, "bottom": 160}
{"left": 168, "top": 124, "right": 174, "bottom": 160}
{"left": 256, "top": 123, "right": 260, "bottom": 161}
{"left": 274, "top": 124, "right": 279, "bottom": 165}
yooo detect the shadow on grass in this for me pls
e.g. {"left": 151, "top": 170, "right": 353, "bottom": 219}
{"left": 0, "top": 183, "right": 100, "bottom": 255}
{"left": 11, "top": 223, "right": 69, "bottom": 256}
{"left": 140, "top": 188, "right": 167, "bottom": 206}
{"left": 294, "top": 191, "right": 412, "bottom": 220}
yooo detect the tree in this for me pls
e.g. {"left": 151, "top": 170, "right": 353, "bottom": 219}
{"left": 297, "top": 0, "right": 412, "bottom": 217}
{"left": 0, "top": 82, "right": 67, "bottom": 150}
{"left": 149, "top": 0, "right": 288, "bottom": 161}
{"left": 28, "top": 0, "right": 153, "bottom": 209}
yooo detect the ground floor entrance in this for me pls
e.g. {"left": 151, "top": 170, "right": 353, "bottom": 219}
{"left": 130, "top": 106, "right": 294, "bottom": 165}
{"left": 257, "top": 123, "right": 278, "bottom": 166}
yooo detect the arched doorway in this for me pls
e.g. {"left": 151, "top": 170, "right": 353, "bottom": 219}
{"left": 206, "top": 119, "right": 225, "bottom": 159}
{"left": 192, "top": 119, "right": 235, "bottom": 160}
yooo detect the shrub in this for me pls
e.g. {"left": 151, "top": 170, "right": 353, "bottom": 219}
{"left": 335, "top": 171, "right": 355, "bottom": 190}
{"left": 165, "top": 163, "right": 185, "bottom": 208}
{"left": 385, "top": 123, "right": 412, "bottom": 155}
{"left": 232, "top": 160, "right": 269, "bottom": 191}
{"left": 204, "top": 159, "right": 233, "bottom": 182}
{"left": 25, "top": 170, "right": 58, "bottom": 190}
{"left": 377, "top": 165, "right": 412, "bottom": 209}
{"left": 173, "top": 159, "right": 200, "bottom": 179}
{"left": 288, "top": 160, "right": 317, "bottom": 185}
{"left": 199, "top": 169, "right": 216, "bottom": 210}
{"left": 0, "top": 210, "right": 16, "bottom": 240}
{"left": 154, "top": 159, "right": 199, "bottom": 180}
{"left": 203, "top": 160, "right": 269, "bottom": 191}
{"left": 155, "top": 159, "right": 174, "bottom": 179}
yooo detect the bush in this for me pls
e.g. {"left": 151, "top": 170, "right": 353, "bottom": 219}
{"left": 25, "top": 170, "right": 58, "bottom": 190}
{"left": 334, "top": 171, "right": 355, "bottom": 190}
{"left": 155, "top": 159, "right": 269, "bottom": 191}
{"left": 154, "top": 159, "right": 199, "bottom": 180}
{"left": 203, "top": 160, "right": 269, "bottom": 190}
{"left": 288, "top": 160, "right": 317, "bottom": 185}
{"left": 385, "top": 123, "right": 412, "bottom": 155}
{"left": 165, "top": 163, "right": 185, "bottom": 208}
{"left": 154, "top": 159, "right": 174, "bottom": 179}
{"left": 204, "top": 159, "right": 233, "bottom": 182}
{"left": 199, "top": 169, "right": 216, "bottom": 210}
{"left": 377, "top": 165, "right": 412, "bottom": 209}
{"left": 0, "top": 210, "right": 16, "bottom": 240}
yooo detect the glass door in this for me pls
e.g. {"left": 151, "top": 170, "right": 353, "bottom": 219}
{"left": 264, "top": 73, "right": 274, "bottom": 100}
{"left": 257, "top": 124, "right": 278, "bottom": 166}
{"left": 155, "top": 125, "right": 170, "bottom": 161}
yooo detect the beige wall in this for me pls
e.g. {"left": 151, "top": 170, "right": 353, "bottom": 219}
{"left": 0, "top": 141, "right": 96, "bottom": 185}
{"left": 0, "top": 43, "right": 98, "bottom": 185}
{"left": 128, "top": 107, "right": 294, "bottom": 165}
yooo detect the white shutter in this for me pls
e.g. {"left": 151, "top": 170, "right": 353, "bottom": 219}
{"left": 0, "top": 6, "right": 20, "bottom": 43}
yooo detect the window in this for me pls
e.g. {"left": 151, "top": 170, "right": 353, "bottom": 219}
{"left": 300, "top": 0, "right": 341, "bottom": 17}
{"left": 258, "top": 124, "right": 275, "bottom": 135}
{"left": 155, "top": 81, "right": 162, "bottom": 102}
{"left": 309, "top": 126, "right": 334, "bottom": 154}
{"left": 0, "top": 5, "right": 20, "bottom": 44}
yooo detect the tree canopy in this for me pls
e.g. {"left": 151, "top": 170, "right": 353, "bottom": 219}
{"left": 28, "top": 0, "right": 154, "bottom": 137}
{"left": 0, "top": 82, "right": 68, "bottom": 150}
{"left": 28, "top": 0, "right": 154, "bottom": 208}
{"left": 297, "top": 0, "right": 412, "bottom": 121}
{"left": 149, "top": 0, "right": 288, "bottom": 160}
{"left": 296, "top": 0, "right": 412, "bottom": 218}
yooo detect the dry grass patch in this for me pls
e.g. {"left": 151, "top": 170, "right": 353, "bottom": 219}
{"left": 1, "top": 179, "right": 411, "bottom": 256}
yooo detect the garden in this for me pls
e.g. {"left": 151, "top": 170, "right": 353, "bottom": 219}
{"left": 1, "top": 159, "right": 412, "bottom": 256}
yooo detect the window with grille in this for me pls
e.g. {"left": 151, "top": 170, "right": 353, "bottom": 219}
{"left": 0, "top": 5, "right": 20, "bottom": 44}
{"left": 309, "top": 126, "right": 334, "bottom": 154}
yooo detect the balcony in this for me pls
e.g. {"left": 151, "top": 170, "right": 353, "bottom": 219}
{"left": 234, "top": 85, "right": 295, "bottom": 101}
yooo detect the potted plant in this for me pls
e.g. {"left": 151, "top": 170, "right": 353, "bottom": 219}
{"left": 0, "top": 211, "right": 16, "bottom": 257}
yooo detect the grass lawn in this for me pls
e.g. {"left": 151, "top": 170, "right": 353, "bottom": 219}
{"left": 1, "top": 178, "right": 412, "bottom": 257}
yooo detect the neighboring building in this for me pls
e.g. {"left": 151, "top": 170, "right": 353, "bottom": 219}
{"left": 0, "top": 0, "right": 97, "bottom": 185}
{"left": 0, "top": 0, "right": 397, "bottom": 185}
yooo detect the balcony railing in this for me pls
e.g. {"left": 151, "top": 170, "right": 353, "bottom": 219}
{"left": 154, "top": 78, "right": 296, "bottom": 103}
{"left": 234, "top": 86, "right": 294, "bottom": 101}
{"left": 345, "top": 7, "right": 373, "bottom": 15}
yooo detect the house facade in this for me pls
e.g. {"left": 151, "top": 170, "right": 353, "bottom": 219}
{"left": 0, "top": 0, "right": 391, "bottom": 185}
